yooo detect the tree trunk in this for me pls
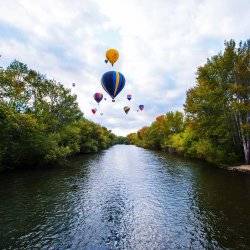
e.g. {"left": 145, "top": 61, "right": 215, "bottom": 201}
{"left": 244, "top": 112, "right": 250, "bottom": 164}
{"left": 242, "top": 112, "right": 250, "bottom": 164}
{"left": 243, "top": 138, "right": 250, "bottom": 164}
{"left": 246, "top": 140, "right": 250, "bottom": 164}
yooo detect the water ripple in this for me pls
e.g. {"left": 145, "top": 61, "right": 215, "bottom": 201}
{"left": 0, "top": 145, "right": 250, "bottom": 249}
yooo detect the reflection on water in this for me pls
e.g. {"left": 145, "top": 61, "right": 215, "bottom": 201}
{"left": 0, "top": 145, "right": 249, "bottom": 249}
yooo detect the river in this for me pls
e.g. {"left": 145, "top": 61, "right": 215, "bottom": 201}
{"left": 0, "top": 145, "right": 249, "bottom": 249}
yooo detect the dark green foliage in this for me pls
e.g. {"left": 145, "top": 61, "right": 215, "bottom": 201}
{"left": 128, "top": 40, "right": 249, "bottom": 165}
{"left": 0, "top": 61, "right": 117, "bottom": 170}
{"left": 113, "top": 136, "right": 130, "bottom": 145}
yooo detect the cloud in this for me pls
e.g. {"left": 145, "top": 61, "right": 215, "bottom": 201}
{"left": 0, "top": 0, "right": 249, "bottom": 135}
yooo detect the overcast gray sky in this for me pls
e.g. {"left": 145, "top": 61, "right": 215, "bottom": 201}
{"left": 0, "top": 0, "right": 249, "bottom": 135}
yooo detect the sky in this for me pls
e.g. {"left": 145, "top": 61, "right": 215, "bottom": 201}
{"left": 0, "top": 0, "right": 249, "bottom": 135}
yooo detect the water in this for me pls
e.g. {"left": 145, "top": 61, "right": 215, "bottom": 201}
{"left": 0, "top": 145, "right": 249, "bottom": 249}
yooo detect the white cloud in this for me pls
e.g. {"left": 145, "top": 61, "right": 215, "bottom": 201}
{"left": 0, "top": 0, "right": 249, "bottom": 135}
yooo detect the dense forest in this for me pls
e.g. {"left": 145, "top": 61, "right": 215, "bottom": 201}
{"left": 128, "top": 40, "right": 250, "bottom": 165}
{"left": 0, "top": 60, "right": 126, "bottom": 171}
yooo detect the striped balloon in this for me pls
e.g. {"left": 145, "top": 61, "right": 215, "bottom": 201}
{"left": 101, "top": 71, "right": 125, "bottom": 100}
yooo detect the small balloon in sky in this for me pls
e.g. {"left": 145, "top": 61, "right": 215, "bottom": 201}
{"left": 93, "top": 92, "right": 103, "bottom": 104}
{"left": 91, "top": 108, "right": 97, "bottom": 114}
{"left": 127, "top": 94, "right": 132, "bottom": 101}
{"left": 105, "top": 48, "right": 119, "bottom": 66}
{"left": 139, "top": 105, "right": 144, "bottom": 111}
{"left": 124, "top": 106, "right": 130, "bottom": 114}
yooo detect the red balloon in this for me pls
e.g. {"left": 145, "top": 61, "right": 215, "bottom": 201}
{"left": 91, "top": 108, "right": 97, "bottom": 114}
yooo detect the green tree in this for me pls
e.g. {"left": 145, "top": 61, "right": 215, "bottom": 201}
{"left": 0, "top": 60, "right": 118, "bottom": 170}
{"left": 128, "top": 39, "right": 249, "bottom": 165}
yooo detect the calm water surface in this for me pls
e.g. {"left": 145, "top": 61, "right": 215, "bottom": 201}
{"left": 0, "top": 145, "right": 250, "bottom": 249}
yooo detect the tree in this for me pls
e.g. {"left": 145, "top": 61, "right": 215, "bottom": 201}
{"left": 0, "top": 60, "right": 118, "bottom": 170}
{"left": 129, "top": 39, "right": 249, "bottom": 165}
{"left": 185, "top": 39, "right": 249, "bottom": 164}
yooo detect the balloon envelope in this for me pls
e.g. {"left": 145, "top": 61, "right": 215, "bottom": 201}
{"left": 139, "top": 105, "right": 144, "bottom": 111}
{"left": 91, "top": 108, "right": 97, "bottom": 114}
{"left": 105, "top": 48, "right": 119, "bottom": 66}
{"left": 101, "top": 71, "right": 125, "bottom": 100}
{"left": 72, "top": 83, "right": 75, "bottom": 87}
{"left": 94, "top": 93, "right": 103, "bottom": 103}
{"left": 127, "top": 94, "right": 132, "bottom": 101}
{"left": 124, "top": 106, "right": 130, "bottom": 114}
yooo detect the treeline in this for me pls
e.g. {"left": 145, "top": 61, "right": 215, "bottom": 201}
{"left": 0, "top": 60, "right": 120, "bottom": 171}
{"left": 128, "top": 40, "right": 250, "bottom": 165}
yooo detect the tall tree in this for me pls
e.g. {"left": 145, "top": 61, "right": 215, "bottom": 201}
{"left": 185, "top": 39, "right": 249, "bottom": 164}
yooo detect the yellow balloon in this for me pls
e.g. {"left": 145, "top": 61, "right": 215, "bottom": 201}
{"left": 105, "top": 48, "right": 119, "bottom": 66}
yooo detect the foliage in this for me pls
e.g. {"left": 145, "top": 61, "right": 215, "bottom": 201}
{"left": 128, "top": 39, "right": 249, "bottom": 165}
{"left": 0, "top": 61, "right": 120, "bottom": 170}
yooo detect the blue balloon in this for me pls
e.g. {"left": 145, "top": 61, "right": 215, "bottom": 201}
{"left": 101, "top": 71, "right": 125, "bottom": 100}
{"left": 139, "top": 105, "right": 144, "bottom": 111}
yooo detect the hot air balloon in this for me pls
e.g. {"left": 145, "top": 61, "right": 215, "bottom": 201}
{"left": 94, "top": 92, "right": 103, "bottom": 104}
{"left": 127, "top": 94, "right": 132, "bottom": 101}
{"left": 101, "top": 71, "right": 125, "bottom": 101}
{"left": 72, "top": 83, "right": 76, "bottom": 87}
{"left": 124, "top": 106, "right": 130, "bottom": 114}
{"left": 91, "top": 108, "right": 97, "bottom": 114}
{"left": 104, "top": 98, "right": 107, "bottom": 101}
{"left": 105, "top": 48, "right": 119, "bottom": 66}
{"left": 139, "top": 105, "right": 144, "bottom": 111}
{"left": 100, "top": 113, "right": 103, "bottom": 116}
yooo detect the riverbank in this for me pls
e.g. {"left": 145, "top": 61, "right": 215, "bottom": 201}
{"left": 130, "top": 145, "right": 249, "bottom": 174}
{"left": 228, "top": 165, "right": 250, "bottom": 173}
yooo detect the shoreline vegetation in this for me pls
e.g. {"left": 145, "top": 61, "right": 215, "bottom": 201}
{"left": 0, "top": 60, "right": 128, "bottom": 172}
{"left": 127, "top": 39, "right": 250, "bottom": 170}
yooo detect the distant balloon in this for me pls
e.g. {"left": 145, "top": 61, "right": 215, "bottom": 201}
{"left": 94, "top": 93, "right": 103, "bottom": 104}
{"left": 124, "top": 106, "right": 130, "bottom": 114}
{"left": 101, "top": 71, "right": 125, "bottom": 101}
{"left": 104, "top": 98, "right": 107, "bottom": 101}
{"left": 139, "top": 105, "right": 144, "bottom": 111}
{"left": 105, "top": 48, "right": 119, "bottom": 66}
{"left": 100, "top": 113, "right": 103, "bottom": 116}
{"left": 127, "top": 94, "right": 132, "bottom": 101}
{"left": 91, "top": 108, "right": 97, "bottom": 114}
{"left": 72, "top": 83, "right": 76, "bottom": 87}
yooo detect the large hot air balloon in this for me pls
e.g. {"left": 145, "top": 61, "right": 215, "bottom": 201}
{"left": 91, "top": 108, "right": 97, "bottom": 114}
{"left": 124, "top": 106, "right": 130, "bottom": 114}
{"left": 105, "top": 48, "right": 119, "bottom": 66}
{"left": 101, "top": 71, "right": 125, "bottom": 101}
{"left": 127, "top": 94, "right": 132, "bottom": 101}
{"left": 94, "top": 92, "right": 103, "bottom": 104}
{"left": 139, "top": 105, "right": 144, "bottom": 111}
